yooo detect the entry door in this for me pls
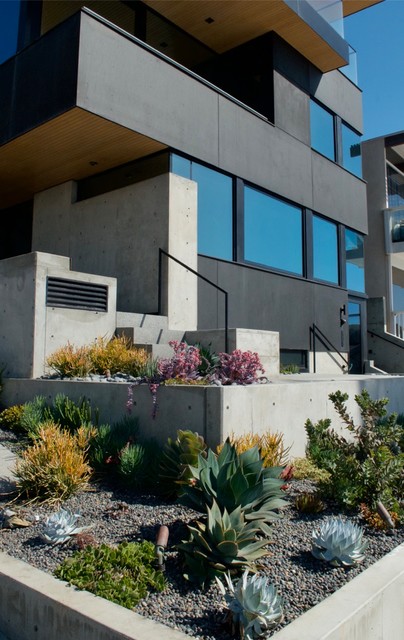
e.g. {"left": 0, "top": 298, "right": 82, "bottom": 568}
{"left": 348, "top": 299, "right": 366, "bottom": 374}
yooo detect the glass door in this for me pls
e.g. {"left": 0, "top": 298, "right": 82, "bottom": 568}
{"left": 348, "top": 299, "right": 366, "bottom": 374}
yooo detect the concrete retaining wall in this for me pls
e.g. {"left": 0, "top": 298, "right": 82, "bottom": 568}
{"left": 0, "top": 544, "right": 402, "bottom": 640}
{"left": 3, "top": 374, "right": 404, "bottom": 456}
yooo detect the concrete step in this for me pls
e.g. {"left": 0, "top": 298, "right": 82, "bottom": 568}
{"left": 136, "top": 343, "right": 174, "bottom": 360}
{"left": 116, "top": 312, "right": 184, "bottom": 345}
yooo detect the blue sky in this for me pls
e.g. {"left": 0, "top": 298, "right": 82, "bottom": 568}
{"left": 345, "top": 0, "right": 404, "bottom": 140}
{"left": 0, "top": 0, "right": 401, "bottom": 141}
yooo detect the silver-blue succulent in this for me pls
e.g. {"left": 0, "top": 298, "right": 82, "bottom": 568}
{"left": 311, "top": 517, "right": 367, "bottom": 567}
{"left": 42, "top": 508, "right": 90, "bottom": 545}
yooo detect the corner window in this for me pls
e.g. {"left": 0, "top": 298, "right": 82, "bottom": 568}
{"left": 342, "top": 123, "right": 362, "bottom": 177}
{"left": 313, "top": 215, "right": 338, "bottom": 284}
{"left": 171, "top": 154, "right": 233, "bottom": 261}
{"left": 244, "top": 186, "right": 303, "bottom": 275}
{"left": 345, "top": 229, "right": 364, "bottom": 292}
{"left": 310, "top": 100, "right": 335, "bottom": 161}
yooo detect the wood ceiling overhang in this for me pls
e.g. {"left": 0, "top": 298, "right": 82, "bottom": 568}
{"left": 0, "top": 108, "right": 166, "bottom": 209}
{"left": 342, "top": 0, "right": 383, "bottom": 17}
{"left": 143, "top": 0, "right": 350, "bottom": 72}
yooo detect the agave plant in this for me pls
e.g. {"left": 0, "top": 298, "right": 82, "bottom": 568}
{"left": 217, "top": 570, "right": 284, "bottom": 639}
{"left": 311, "top": 517, "right": 367, "bottom": 567}
{"left": 42, "top": 509, "right": 90, "bottom": 545}
{"left": 177, "top": 500, "right": 270, "bottom": 587}
{"left": 180, "top": 440, "right": 287, "bottom": 534}
{"left": 159, "top": 430, "right": 207, "bottom": 498}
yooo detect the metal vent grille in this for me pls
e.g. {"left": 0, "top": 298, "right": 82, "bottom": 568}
{"left": 46, "top": 277, "right": 108, "bottom": 312}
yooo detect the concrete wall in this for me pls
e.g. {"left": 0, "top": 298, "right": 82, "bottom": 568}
{"left": 32, "top": 174, "right": 198, "bottom": 330}
{"left": 0, "top": 252, "right": 116, "bottom": 378}
{"left": 4, "top": 375, "right": 404, "bottom": 457}
{"left": 75, "top": 12, "right": 367, "bottom": 233}
{"left": 368, "top": 297, "right": 404, "bottom": 373}
{"left": 197, "top": 256, "right": 349, "bottom": 362}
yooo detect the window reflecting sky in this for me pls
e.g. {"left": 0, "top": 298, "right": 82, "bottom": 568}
{"left": 244, "top": 186, "right": 303, "bottom": 275}
{"left": 313, "top": 215, "right": 338, "bottom": 283}
{"left": 310, "top": 100, "right": 335, "bottom": 161}
{"left": 342, "top": 123, "right": 362, "bottom": 177}
{"left": 345, "top": 228, "right": 364, "bottom": 292}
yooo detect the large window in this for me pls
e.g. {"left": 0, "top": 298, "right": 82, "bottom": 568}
{"left": 0, "top": 0, "right": 21, "bottom": 64}
{"left": 310, "top": 100, "right": 335, "bottom": 161}
{"left": 313, "top": 215, "right": 338, "bottom": 284}
{"left": 341, "top": 123, "right": 362, "bottom": 177}
{"left": 387, "top": 164, "right": 404, "bottom": 208}
{"left": 171, "top": 155, "right": 233, "bottom": 260}
{"left": 345, "top": 229, "right": 364, "bottom": 292}
{"left": 244, "top": 186, "right": 303, "bottom": 275}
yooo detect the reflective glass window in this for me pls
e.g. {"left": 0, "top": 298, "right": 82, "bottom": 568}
{"left": 244, "top": 186, "right": 303, "bottom": 275}
{"left": 345, "top": 229, "right": 364, "bottom": 292}
{"left": 387, "top": 165, "right": 404, "bottom": 208}
{"left": 171, "top": 154, "right": 233, "bottom": 260}
{"left": 0, "top": 0, "right": 21, "bottom": 64}
{"left": 313, "top": 215, "right": 338, "bottom": 283}
{"left": 310, "top": 100, "right": 335, "bottom": 161}
{"left": 342, "top": 123, "right": 362, "bottom": 177}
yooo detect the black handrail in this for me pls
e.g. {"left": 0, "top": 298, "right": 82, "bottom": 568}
{"left": 158, "top": 248, "right": 229, "bottom": 353}
{"left": 310, "top": 323, "right": 350, "bottom": 373}
{"left": 368, "top": 329, "right": 404, "bottom": 349}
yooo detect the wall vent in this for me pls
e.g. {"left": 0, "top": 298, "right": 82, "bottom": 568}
{"left": 46, "top": 277, "right": 108, "bottom": 312}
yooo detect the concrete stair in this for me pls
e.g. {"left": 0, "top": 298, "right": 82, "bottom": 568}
{"left": 116, "top": 312, "right": 185, "bottom": 359}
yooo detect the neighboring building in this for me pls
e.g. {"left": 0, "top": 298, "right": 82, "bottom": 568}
{"left": 362, "top": 132, "right": 404, "bottom": 373}
{"left": 0, "top": 0, "right": 380, "bottom": 377}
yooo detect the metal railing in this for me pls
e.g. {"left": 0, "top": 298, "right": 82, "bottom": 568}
{"left": 310, "top": 323, "right": 350, "bottom": 373}
{"left": 158, "top": 248, "right": 229, "bottom": 353}
{"left": 368, "top": 329, "right": 404, "bottom": 349}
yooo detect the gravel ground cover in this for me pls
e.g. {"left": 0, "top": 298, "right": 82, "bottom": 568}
{"left": 0, "top": 428, "right": 403, "bottom": 640}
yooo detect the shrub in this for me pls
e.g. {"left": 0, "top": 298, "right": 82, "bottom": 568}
{"left": 158, "top": 341, "right": 201, "bottom": 380}
{"left": 305, "top": 390, "right": 404, "bottom": 518}
{"left": 215, "top": 350, "right": 265, "bottom": 385}
{"left": 359, "top": 503, "right": 400, "bottom": 530}
{"left": 54, "top": 541, "right": 165, "bottom": 608}
{"left": 17, "top": 395, "right": 95, "bottom": 440}
{"left": 87, "top": 415, "right": 139, "bottom": 472}
{"left": 89, "top": 335, "right": 149, "bottom": 376}
{"left": 0, "top": 404, "right": 25, "bottom": 433}
{"left": 295, "top": 493, "right": 324, "bottom": 514}
{"left": 117, "top": 443, "right": 149, "bottom": 488}
{"left": 217, "top": 431, "right": 291, "bottom": 468}
{"left": 291, "top": 457, "right": 331, "bottom": 483}
{"left": 46, "top": 343, "right": 93, "bottom": 377}
{"left": 14, "top": 422, "right": 93, "bottom": 503}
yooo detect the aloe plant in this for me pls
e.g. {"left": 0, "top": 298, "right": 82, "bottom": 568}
{"left": 42, "top": 509, "right": 90, "bottom": 545}
{"left": 217, "top": 570, "right": 284, "bottom": 639}
{"left": 311, "top": 517, "right": 367, "bottom": 567}
{"left": 180, "top": 440, "right": 287, "bottom": 533}
{"left": 177, "top": 500, "right": 270, "bottom": 587}
{"left": 159, "top": 430, "right": 207, "bottom": 498}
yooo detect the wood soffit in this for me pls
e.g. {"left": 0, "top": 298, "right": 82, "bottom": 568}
{"left": 0, "top": 108, "right": 166, "bottom": 209}
{"left": 143, "top": 0, "right": 349, "bottom": 71}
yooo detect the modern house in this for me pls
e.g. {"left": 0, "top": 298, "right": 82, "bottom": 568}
{"left": 0, "top": 0, "right": 381, "bottom": 379}
{"left": 362, "top": 132, "right": 404, "bottom": 372}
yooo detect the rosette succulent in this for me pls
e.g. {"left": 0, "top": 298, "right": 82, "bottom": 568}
{"left": 42, "top": 508, "right": 90, "bottom": 545}
{"left": 311, "top": 517, "right": 367, "bottom": 567}
{"left": 217, "top": 570, "right": 284, "bottom": 639}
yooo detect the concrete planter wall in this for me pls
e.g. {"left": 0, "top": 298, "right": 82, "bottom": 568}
{"left": 3, "top": 374, "right": 404, "bottom": 456}
{"left": 0, "top": 544, "right": 402, "bottom": 640}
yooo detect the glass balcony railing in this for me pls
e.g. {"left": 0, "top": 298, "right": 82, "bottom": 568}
{"left": 306, "top": 0, "right": 344, "bottom": 37}
{"left": 339, "top": 45, "right": 358, "bottom": 85}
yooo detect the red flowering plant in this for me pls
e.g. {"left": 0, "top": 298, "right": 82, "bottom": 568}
{"left": 158, "top": 341, "right": 202, "bottom": 381}
{"left": 214, "top": 349, "right": 265, "bottom": 385}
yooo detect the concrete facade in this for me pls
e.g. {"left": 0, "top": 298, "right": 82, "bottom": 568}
{"left": 0, "top": 252, "right": 116, "bottom": 378}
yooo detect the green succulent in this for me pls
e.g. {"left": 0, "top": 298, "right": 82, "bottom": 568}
{"left": 311, "top": 517, "right": 367, "bottom": 567}
{"left": 159, "top": 429, "right": 207, "bottom": 498}
{"left": 178, "top": 500, "right": 270, "bottom": 587}
{"left": 118, "top": 443, "right": 148, "bottom": 487}
{"left": 295, "top": 492, "right": 324, "bottom": 514}
{"left": 180, "top": 440, "right": 287, "bottom": 533}
{"left": 217, "top": 570, "right": 284, "bottom": 639}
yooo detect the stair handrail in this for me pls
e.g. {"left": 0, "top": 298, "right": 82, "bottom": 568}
{"left": 368, "top": 329, "right": 404, "bottom": 349}
{"left": 310, "top": 323, "right": 350, "bottom": 373}
{"left": 158, "top": 248, "right": 229, "bottom": 353}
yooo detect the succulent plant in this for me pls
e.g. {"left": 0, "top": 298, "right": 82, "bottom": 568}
{"left": 42, "top": 508, "right": 90, "bottom": 545}
{"left": 177, "top": 500, "right": 270, "bottom": 587}
{"left": 159, "top": 430, "right": 207, "bottom": 498}
{"left": 295, "top": 492, "right": 324, "bottom": 514}
{"left": 311, "top": 517, "right": 367, "bottom": 567}
{"left": 217, "top": 570, "right": 284, "bottom": 639}
{"left": 180, "top": 440, "right": 287, "bottom": 534}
